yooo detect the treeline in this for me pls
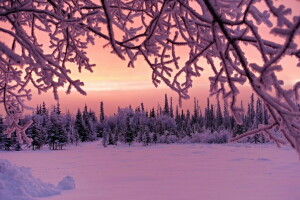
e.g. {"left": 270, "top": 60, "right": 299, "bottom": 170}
{"left": 100, "top": 94, "right": 269, "bottom": 146}
{"left": 0, "top": 94, "right": 269, "bottom": 151}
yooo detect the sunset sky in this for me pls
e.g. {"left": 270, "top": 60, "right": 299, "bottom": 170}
{"left": 1, "top": 0, "right": 299, "bottom": 116}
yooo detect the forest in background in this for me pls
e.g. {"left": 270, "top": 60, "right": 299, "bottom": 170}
{"left": 0, "top": 94, "right": 271, "bottom": 151}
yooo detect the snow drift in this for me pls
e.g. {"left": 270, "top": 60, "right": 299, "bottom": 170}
{"left": 0, "top": 159, "right": 75, "bottom": 200}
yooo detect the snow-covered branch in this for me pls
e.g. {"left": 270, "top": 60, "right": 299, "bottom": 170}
{"left": 0, "top": 0, "right": 299, "bottom": 155}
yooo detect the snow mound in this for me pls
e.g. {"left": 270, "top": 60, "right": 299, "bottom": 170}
{"left": 0, "top": 159, "right": 75, "bottom": 200}
{"left": 57, "top": 176, "right": 75, "bottom": 190}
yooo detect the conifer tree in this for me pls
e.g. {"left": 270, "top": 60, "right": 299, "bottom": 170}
{"left": 153, "top": 133, "right": 158, "bottom": 145}
{"left": 192, "top": 98, "right": 199, "bottom": 124}
{"left": 83, "top": 104, "right": 94, "bottom": 141}
{"left": 141, "top": 103, "right": 145, "bottom": 112}
{"left": 175, "top": 106, "right": 180, "bottom": 124}
{"left": 250, "top": 94, "right": 255, "bottom": 126}
{"left": 216, "top": 99, "right": 223, "bottom": 130}
{"left": 150, "top": 108, "right": 156, "bottom": 118}
{"left": 263, "top": 104, "right": 269, "bottom": 125}
{"left": 256, "top": 98, "right": 263, "bottom": 126}
{"left": 125, "top": 114, "right": 134, "bottom": 145}
{"left": 100, "top": 101, "right": 105, "bottom": 123}
{"left": 102, "top": 128, "right": 108, "bottom": 147}
{"left": 47, "top": 109, "right": 66, "bottom": 150}
{"left": 210, "top": 104, "right": 215, "bottom": 131}
{"left": 205, "top": 98, "right": 210, "bottom": 129}
{"left": 0, "top": 116, "right": 5, "bottom": 150}
{"left": 42, "top": 102, "right": 47, "bottom": 115}
{"left": 163, "top": 94, "right": 169, "bottom": 116}
{"left": 170, "top": 97, "right": 174, "bottom": 118}
{"left": 75, "top": 109, "right": 88, "bottom": 142}
{"left": 223, "top": 103, "right": 231, "bottom": 130}
{"left": 56, "top": 102, "right": 61, "bottom": 115}
{"left": 29, "top": 116, "right": 44, "bottom": 150}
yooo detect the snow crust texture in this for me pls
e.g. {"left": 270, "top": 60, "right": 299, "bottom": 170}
{"left": 0, "top": 159, "right": 75, "bottom": 200}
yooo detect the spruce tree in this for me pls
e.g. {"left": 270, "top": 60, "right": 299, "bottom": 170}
{"left": 223, "top": 103, "right": 230, "bottom": 130}
{"left": 29, "top": 116, "right": 44, "bottom": 150}
{"left": 0, "top": 116, "right": 5, "bottom": 150}
{"left": 210, "top": 104, "right": 215, "bottom": 131}
{"left": 163, "top": 94, "right": 169, "bottom": 116}
{"left": 47, "top": 109, "right": 67, "bottom": 150}
{"left": 216, "top": 99, "right": 223, "bottom": 130}
{"left": 192, "top": 98, "right": 199, "bottom": 124}
{"left": 100, "top": 101, "right": 105, "bottom": 123}
{"left": 263, "top": 104, "right": 269, "bottom": 125}
{"left": 42, "top": 102, "right": 47, "bottom": 115}
{"left": 170, "top": 97, "right": 174, "bottom": 118}
{"left": 141, "top": 103, "right": 145, "bottom": 112}
{"left": 250, "top": 94, "right": 255, "bottom": 125}
{"left": 56, "top": 102, "right": 61, "bottom": 115}
{"left": 255, "top": 98, "right": 263, "bottom": 126}
{"left": 153, "top": 133, "right": 158, "bottom": 144}
{"left": 83, "top": 104, "right": 93, "bottom": 141}
{"left": 125, "top": 114, "right": 134, "bottom": 145}
{"left": 150, "top": 108, "right": 155, "bottom": 118}
{"left": 75, "top": 109, "right": 88, "bottom": 142}
{"left": 205, "top": 98, "right": 210, "bottom": 129}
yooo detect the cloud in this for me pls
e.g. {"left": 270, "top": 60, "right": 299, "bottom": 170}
{"left": 81, "top": 81, "right": 162, "bottom": 91}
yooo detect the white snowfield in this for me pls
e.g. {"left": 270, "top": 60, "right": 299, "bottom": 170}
{"left": 1, "top": 142, "right": 300, "bottom": 200}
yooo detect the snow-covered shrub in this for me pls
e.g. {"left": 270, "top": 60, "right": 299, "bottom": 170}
{"left": 190, "top": 130, "right": 231, "bottom": 144}
{"left": 158, "top": 135, "right": 167, "bottom": 144}
{"left": 178, "top": 135, "right": 192, "bottom": 144}
{"left": 204, "top": 131, "right": 231, "bottom": 144}
{"left": 191, "top": 132, "right": 205, "bottom": 143}
{"left": 166, "top": 135, "right": 179, "bottom": 144}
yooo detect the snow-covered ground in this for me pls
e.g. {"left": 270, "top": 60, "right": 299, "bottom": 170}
{"left": 1, "top": 142, "right": 300, "bottom": 200}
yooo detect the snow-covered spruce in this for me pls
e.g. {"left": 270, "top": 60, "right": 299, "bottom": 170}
{"left": 0, "top": 94, "right": 275, "bottom": 151}
{"left": 0, "top": 159, "right": 75, "bottom": 200}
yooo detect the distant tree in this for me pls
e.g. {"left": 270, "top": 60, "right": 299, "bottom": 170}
{"left": 210, "top": 105, "right": 215, "bottom": 131}
{"left": 142, "top": 130, "right": 151, "bottom": 146}
{"left": 56, "top": 102, "right": 61, "bottom": 115}
{"left": 41, "top": 102, "right": 48, "bottom": 115}
{"left": 150, "top": 108, "right": 156, "bottom": 118}
{"left": 153, "top": 133, "right": 158, "bottom": 145}
{"left": 141, "top": 103, "right": 145, "bottom": 112}
{"left": 216, "top": 99, "right": 223, "bottom": 130}
{"left": 163, "top": 94, "right": 169, "bottom": 116}
{"left": 75, "top": 109, "right": 88, "bottom": 142}
{"left": 0, "top": 116, "right": 5, "bottom": 150}
{"left": 223, "top": 103, "right": 231, "bottom": 130}
{"left": 102, "top": 128, "right": 108, "bottom": 147}
{"left": 47, "top": 110, "right": 66, "bottom": 150}
{"left": 170, "top": 97, "right": 174, "bottom": 118}
{"left": 205, "top": 98, "right": 211, "bottom": 129}
{"left": 250, "top": 94, "right": 255, "bottom": 126}
{"left": 192, "top": 98, "right": 199, "bottom": 124}
{"left": 64, "top": 111, "right": 77, "bottom": 144}
{"left": 256, "top": 98, "right": 264, "bottom": 126}
{"left": 28, "top": 115, "right": 45, "bottom": 150}
{"left": 82, "top": 104, "right": 96, "bottom": 141}
{"left": 125, "top": 114, "right": 134, "bottom": 145}
{"left": 263, "top": 104, "right": 269, "bottom": 125}
{"left": 100, "top": 101, "right": 105, "bottom": 123}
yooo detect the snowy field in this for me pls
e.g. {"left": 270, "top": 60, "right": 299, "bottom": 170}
{"left": 1, "top": 142, "right": 300, "bottom": 200}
